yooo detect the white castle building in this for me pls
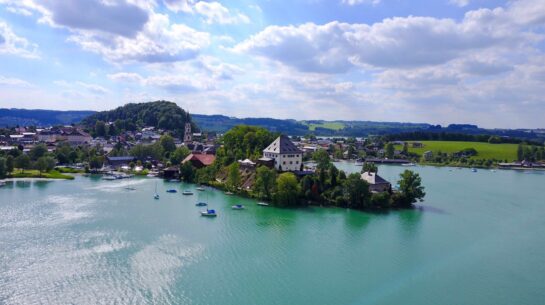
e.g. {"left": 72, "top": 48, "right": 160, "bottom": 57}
{"left": 262, "top": 135, "right": 303, "bottom": 172}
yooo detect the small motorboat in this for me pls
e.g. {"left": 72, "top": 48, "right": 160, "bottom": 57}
{"left": 471, "top": 168, "right": 478, "bottom": 172}
{"left": 201, "top": 209, "right": 217, "bottom": 217}
{"left": 196, "top": 202, "right": 208, "bottom": 206}
{"left": 225, "top": 191, "right": 234, "bottom": 195}
{"left": 232, "top": 204, "right": 245, "bottom": 210}
{"left": 102, "top": 176, "right": 116, "bottom": 181}
{"left": 154, "top": 194, "right": 160, "bottom": 199}
{"left": 402, "top": 163, "right": 416, "bottom": 166}
{"left": 169, "top": 179, "right": 180, "bottom": 182}
{"left": 125, "top": 187, "right": 136, "bottom": 190}
{"left": 182, "top": 190, "right": 194, "bottom": 195}
{"left": 196, "top": 186, "right": 205, "bottom": 191}
{"left": 166, "top": 189, "right": 177, "bottom": 193}
{"left": 257, "top": 202, "right": 270, "bottom": 207}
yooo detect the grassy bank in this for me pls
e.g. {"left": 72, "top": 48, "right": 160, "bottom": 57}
{"left": 398, "top": 141, "right": 518, "bottom": 161}
{"left": 10, "top": 170, "right": 75, "bottom": 180}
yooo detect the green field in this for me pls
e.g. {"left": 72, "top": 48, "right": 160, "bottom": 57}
{"left": 305, "top": 121, "right": 345, "bottom": 131}
{"left": 398, "top": 141, "right": 519, "bottom": 161}
{"left": 11, "top": 169, "right": 75, "bottom": 180}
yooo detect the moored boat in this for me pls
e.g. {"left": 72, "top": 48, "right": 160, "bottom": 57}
{"left": 196, "top": 186, "right": 205, "bottom": 191}
{"left": 196, "top": 202, "right": 207, "bottom": 206}
{"left": 257, "top": 202, "right": 270, "bottom": 207}
{"left": 225, "top": 191, "right": 234, "bottom": 195}
{"left": 232, "top": 204, "right": 245, "bottom": 210}
{"left": 166, "top": 189, "right": 177, "bottom": 193}
{"left": 201, "top": 209, "right": 217, "bottom": 217}
{"left": 182, "top": 190, "right": 194, "bottom": 195}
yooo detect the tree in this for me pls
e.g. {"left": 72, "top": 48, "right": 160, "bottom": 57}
{"left": 160, "top": 134, "right": 176, "bottom": 153}
{"left": 312, "top": 149, "right": 331, "bottom": 171}
{"left": 15, "top": 154, "right": 31, "bottom": 173}
{"left": 274, "top": 172, "right": 300, "bottom": 207}
{"left": 6, "top": 155, "right": 14, "bottom": 175}
{"left": 402, "top": 142, "right": 409, "bottom": 155}
{"left": 396, "top": 170, "right": 426, "bottom": 207}
{"left": 371, "top": 192, "right": 391, "bottom": 209}
{"left": 362, "top": 162, "right": 378, "bottom": 173}
{"left": 329, "top": 165, "right": 339, "bottom": 187}
{"left": 517, "top": 144, "right": 524, "bottom": 161}
{"left": 254, "top": 166, "right": 277, "bottom": 200}
{"left": 89, "top": 156, "right": 103, "bottom": 170}
{"left": 386, "top": 143, "right": 395, "bottom": 159}
{"left": 226, "top": 162, "right": 241, "bottom": 191}
{"left": 170, "top": 146, "right": 190, "bottom": 165}
{"left": 95, "top": 121, "right": 107, "bottom": 137}
{"left": 343, "top": 173, "right": 371, "bottom": 209}
{"left": 0, "top": 157, "right": 6, "bottom": 179}
{"left": 35, "top": 156, "right": 56, "bottom": 176}
{"left": 180, "top": 162, "right": 195, "bottom": 182}
{"left": 29, "top": 144, "right": 48, "bottom": 161}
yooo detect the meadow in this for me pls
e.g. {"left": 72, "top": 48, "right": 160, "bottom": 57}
{"left": 399, "top": 141, "right": 519, "bottom": 161}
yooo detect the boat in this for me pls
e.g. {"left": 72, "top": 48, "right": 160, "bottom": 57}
{"left": 154, "top": 182, "right": 160, "bottom": 199}
{"left": 0, "top": 181, "right": 6, "bottom": 187}
{"left": 257, "top": 202, "right": 270, "bottom": 207}
{"left": 196, "top": 202, "right": 208, "bottom": 206}
{"left": 169, "top": 179, "right": 180, "bottom": 182}
{"left": 225, "top": 191, "right": 234, "bottom": 195}
{"left": 354, "top": 160, "right": 363, "bottom": 166}
{"left": 201, "top": 209, "right": 217, "bottom": 217}
{"left": 166, "top": 189, "right": 177, "bottom": 193}
{"left": 196, "top": 186, "right": 205, "bottom": 191}
{"left": 402, "top": 163, "right": 416, "bottom": 166}
{"left": 232, "top": 204, "right": 245, "bottom": 210}
{"left": 102, "top": 176, "right": 117, "bottom": 181}
{"left": 182, "top": 190, "right": 194, "bottom": 195}
{"left": 471, "top": 168, "right": 478, "bottom": 172}
{"left": 125, "top": 187, "right": 136, "bottom": 190}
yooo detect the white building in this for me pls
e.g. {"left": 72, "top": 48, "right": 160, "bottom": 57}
{"left": 263, "top": 135, "right": 303, "bottom": 172}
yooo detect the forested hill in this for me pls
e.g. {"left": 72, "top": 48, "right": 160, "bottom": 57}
{"left": 81, "top": 101, "right": 195, "bottom": 136}
{"left": 191, "top": 114, "right": 310, "bottom": 135}
{"left": 0, "top": 108, "right": 95, "bottom": 127}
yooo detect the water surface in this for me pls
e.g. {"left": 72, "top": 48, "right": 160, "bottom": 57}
{"left": 1, "top": 165, "right": 544, "bottom": 305}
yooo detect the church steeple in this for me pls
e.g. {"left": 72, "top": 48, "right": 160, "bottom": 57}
{"left": 184, "top": 111, "right": 192, "bottom": 144}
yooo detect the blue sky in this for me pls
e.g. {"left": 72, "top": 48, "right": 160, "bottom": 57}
{"left": 0, "top": 0, "right": 544, "bottom": 128}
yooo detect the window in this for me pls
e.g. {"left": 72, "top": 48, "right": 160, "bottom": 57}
{"left": 283, "top": 161, "right": 286, "bottom": 164}
{"left": 290, "top": 161, "right": 293, "bottom": 164}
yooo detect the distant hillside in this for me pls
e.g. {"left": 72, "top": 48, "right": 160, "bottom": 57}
{"left": 191, "top": 114, "right": 309, "bottom": 135}
{"left": 81, "top": 101, "right": 194, "bottom": 136}
{"left": 0, "top": 108, "right": 95, "bottom": 127}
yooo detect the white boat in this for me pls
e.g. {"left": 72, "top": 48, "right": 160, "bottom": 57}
{"left": 201, "top": 209, "right": 217, "bottom": 217}
{"left": 154, "top": 182, "right": 159, "bottom": 199}
{"left": 225, "top": 191, "right": 234, "bottom": 195}
{"left": 102, "top": 176, "right": 117, "bottom": 180}
{"left": 471, "top": 168, "right": 478, "bottom": 172}
{"left": 182, "top": 190, "right": 193, "bottom": 195}
{"left": 196, "top": 186, "right": 205, "bottom": 191}
{"left": 257, "top": 202, "right": 270, "bottom": 207}
{"left": 232, "top": 204, "right": 245, "bottom": 210}
{"left": 402, "top": 163, "right": 416, "bottom": 166}
{"left": 169, "top": 179, "right": 180, "bottom": 182}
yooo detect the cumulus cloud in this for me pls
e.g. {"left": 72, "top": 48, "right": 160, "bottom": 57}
{"left": 163, "top": 0, "right": 250, "bottom": 24}
{"left": 0, "top": 21, "right": 39, "bottom": 58}
{"left": 235, "top": 10, "right": 533, "bottom": 73}
{"left": 2, "top": 0, "right": 210, "bottom": 63}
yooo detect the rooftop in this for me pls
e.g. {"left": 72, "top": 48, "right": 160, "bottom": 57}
{"left": 263, "top": 135, "right": 302, "bottom": 154}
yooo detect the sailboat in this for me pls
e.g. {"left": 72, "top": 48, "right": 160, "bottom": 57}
{"left": 200, "top": 191, "right": 217, "bottom": 216}
{"left": 154, "top": 181, "right": 160, "bottom": 199}
{"left": 196, "top": 187, "right": 208, "bottom": 206}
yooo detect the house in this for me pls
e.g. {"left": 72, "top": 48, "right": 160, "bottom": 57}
{"left": 106, "top": 156, "right": 136, "bottom": 167}
{"left": 60, "top": 129, "right": 92, "bottom": 146}
{"left": 238, "top": 158, "right": 256, "bottom": 169}
{"left": 263, "top": 135, "right": 303, "bottom": 172}
{"left": 423, "top": 151, "right": 433, "bottom": 161}
{"left": 361, "top": 171, "right": 391, "bottom": 193}
{"left": 182, "top": 153, "right": 216, "bottom": 169}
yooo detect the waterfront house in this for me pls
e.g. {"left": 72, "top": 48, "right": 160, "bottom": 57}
{"left": 361, "top": 171, "right": 392, "bottom": 193}
{"left": 106, "top": 156, "right": 137, "bottom": 168}
{"left": 263, "top": 135, "right": 303, "bottom": 172}
{"left": 182, "top": 153, "right": 216, "bottom": 169}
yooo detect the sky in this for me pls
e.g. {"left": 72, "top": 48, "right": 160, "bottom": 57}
{"left": 0, "top": 0, "right": 544, "bottom": 128}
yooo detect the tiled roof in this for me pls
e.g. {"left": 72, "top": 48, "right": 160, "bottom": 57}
{"left": 263, "top": 135, "right": 302, "bottom": 154}
{"left": 361, "top": 172, "right": 391, "bottom": 185}
{"left": 182, "top": 153, "right": 216, "bottom": 166}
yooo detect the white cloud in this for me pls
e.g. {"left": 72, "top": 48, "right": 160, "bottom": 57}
{"left": 54, "top": 80, "right": 109, "bottom": 95}
{"left": 449, "top": 0, "right": 470, "bottom": 7}
{"left": 163, "top": 0, "right": 194, "bottom": 13}
{"left": 235, "top": 3, "right": 541, "bottom": 74}
{"left": 341, "top": 0, "right": 381, "bottom": 5}
{"left": 0, "top": 20, "right": 39, "bottom": 58}
{"left": 2, "top": 1, "right": 210, "bottom": 63}
{"left": 0, "top": 75, "right": 32, "bottom": 87}
{"left": 6, "top": 6, "right": 33, "bottom": 16}
{"left": 194, "top": 1, "right": 250, "bottom": 24}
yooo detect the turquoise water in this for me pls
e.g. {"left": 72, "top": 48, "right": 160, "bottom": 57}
{"left": 1, "top": 164, "right": 545, "bottom": 305}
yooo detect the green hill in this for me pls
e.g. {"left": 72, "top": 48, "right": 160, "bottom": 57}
{"left": 400, "top": 141, "right": 518, "bottom": 161}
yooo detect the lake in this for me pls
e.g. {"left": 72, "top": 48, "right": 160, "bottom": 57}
{"left": 1, "top": 164, "right": 545, "bottom": 305}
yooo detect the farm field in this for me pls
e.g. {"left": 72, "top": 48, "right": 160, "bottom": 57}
{"left": 398, "top": 141, "right": 519, "bottom": 161}
{"left": 305, "top": 121, "right": 345, "bottom": 131}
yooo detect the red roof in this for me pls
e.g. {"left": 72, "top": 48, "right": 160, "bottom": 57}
{"left": 182, "top": 153, "right": 216, "bottom": 166}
